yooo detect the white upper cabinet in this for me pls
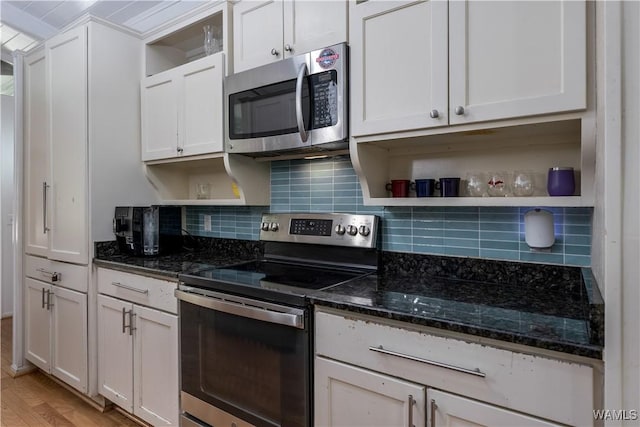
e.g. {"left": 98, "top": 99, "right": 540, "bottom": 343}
{"left": 233, "top": 0, "right": 347, "bottom": 73}
{"left": 350, "top": 0, "right": 448, "bottom": 136}
{"left": 233, "top": 0, "right": 284, "bottom": 72}
{"left": 142, "top": 52, "right": 225, "bottom": 162}
{"left": 350, "top": 0, "right": 587, "bottom": 136}
{"left": 46, "top": 25, "right": 89, "bottom": 264}
{"left": 23, "top": 48, "right": 48, "bottom": 258}
{"left": 448, "top": 0, "right": 586, "bottom": 125}
{"left": 141, "top": 73, "right": 178, "bottom": 161}
{"left": 180, "top": 55, "right": 225, "bottom": 156}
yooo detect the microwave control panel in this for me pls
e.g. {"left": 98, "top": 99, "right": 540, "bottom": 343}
{"left": 311, "top": 70, "right": 338, "bottom": 129}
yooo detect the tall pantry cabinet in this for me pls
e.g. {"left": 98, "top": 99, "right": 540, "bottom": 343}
{"left": 22, "top": 19, "right": 156, "bottom": 396}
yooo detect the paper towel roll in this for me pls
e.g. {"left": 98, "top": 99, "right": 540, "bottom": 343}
{"left": 524, "top": 209, "right": 555, "bottom": 249}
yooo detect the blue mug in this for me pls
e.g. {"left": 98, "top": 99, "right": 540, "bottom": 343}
{"left": 439, "top": 177, "right": 461, "bottom": 197}
{"left": 414, "top": 179, "right": 436, "bottom": 197}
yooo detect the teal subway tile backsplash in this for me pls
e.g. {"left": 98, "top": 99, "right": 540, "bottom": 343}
{"left": 184, "top": 157, "right": 592, "bottom": 267}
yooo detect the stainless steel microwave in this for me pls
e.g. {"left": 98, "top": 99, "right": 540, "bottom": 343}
{"left": 225, "top": 42, "right": 348, "bottom": 157}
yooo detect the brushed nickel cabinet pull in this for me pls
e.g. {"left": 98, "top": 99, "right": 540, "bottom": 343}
{"left": 128, "top": 311, "right": 135, "bottom": 336}
{"left": 369, "top": 345, "right": 486, "bottom": 377}
{"left": 45, "top": 289, "right": 54, "bottom": 310}
{"left": 42, "top": 182, "right": 49, "bottom": 233}
{"left": 122, "top": 307, "right": 127, "bottom": 334}
{"left": 430, "top": 399, "right": 438, "bottom": 427}
{"left": 407, "top": 394, "right": 415, "bottom": 427}
{"left": 112, "top": 282, "right": 149, "bottom": 295}
{"left": 37, "top": 268, "right": 60, "bottom": 282}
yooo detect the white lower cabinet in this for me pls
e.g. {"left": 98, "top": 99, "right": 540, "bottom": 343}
{"left": 25, "top": 277, "right": 88, "bottom": 393}
{"left": 97, "top": 268, "right": 179, "bottom": 426}
{"left": 315, "top": 307, "right": 598, "bottom": 427}
{"left": 428, "top": 389, "right": 562, "bottom": 427}
{"left": 315, "top": 357, "right": 425, "bottom": 427}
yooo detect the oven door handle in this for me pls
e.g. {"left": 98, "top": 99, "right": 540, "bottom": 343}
{"left": 295, "top": 62, "right": 309, "bottom": 143}
{"left": 175, "top": 289, "right": 305, "bottom": 329}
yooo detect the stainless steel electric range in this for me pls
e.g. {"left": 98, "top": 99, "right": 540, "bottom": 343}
{"left": 176, "top": 213, "right": 380, "bottom": 427}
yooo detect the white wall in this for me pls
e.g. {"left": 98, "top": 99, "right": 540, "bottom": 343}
{"left": 593, "top": 1, "right": 640, "bottom": 422}
{"left": 620, "top": 0, "right": 640, "bottom": 416}
{"left": 1, "top": 94, "right": 15, "bottom": 318}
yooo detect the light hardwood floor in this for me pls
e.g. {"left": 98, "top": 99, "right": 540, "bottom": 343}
{"left": 1, "top": 317, "right": 141, "bottom": 426}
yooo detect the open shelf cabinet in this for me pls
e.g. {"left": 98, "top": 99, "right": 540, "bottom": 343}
{"left": 144, "top": 1, "right": 232, "bottom": 77}
{"left": 351, "top": 117, "right": 595, "bottom": 207}
{"left": 144, "top": 153, "right": 270, "bottom": 206}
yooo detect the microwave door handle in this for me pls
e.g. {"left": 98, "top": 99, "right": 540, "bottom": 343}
{"left": 295, "top": 62, "right": 309, "bottom": 142}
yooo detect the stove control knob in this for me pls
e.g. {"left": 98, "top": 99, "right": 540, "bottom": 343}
{"left": 347, "top": 225, "right": 358, "bottom": 236}
{"left": 261, "top": 222, "right": 270, "bottom": 231}
{"left": 269, "top": 222, "right": 279, "bottom": 232}
{"left": 359, "top": 225, "right": 371, "bottom": 237}
{"left": 335, "top": 225, "right": 346, "bottom": 235}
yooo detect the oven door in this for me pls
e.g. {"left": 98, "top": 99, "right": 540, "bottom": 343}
{"left": 176, "top": 288, "right": 311, "bottom": 427}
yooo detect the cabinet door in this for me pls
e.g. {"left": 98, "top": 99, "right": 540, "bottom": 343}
{"left": 24, "top": 278, "right": 51, "bottom": 371}
{"left": 315, "top": 357, "right": 425, "bottom": 427}
{"left": 283, "top": 0, "right": 347, "bottom": 58}
{"left": 428, "top": 389, "right": 562, "bottom": 427}
{"left": 46, "top": 25, "right": 89, "bottom": 264}
{"left": 233, "top": 0, "right": 284, "bottom": 72}
{"left": 23, "top": 49, "right": 49, "bottom": 257}
{"left": 97, "top": 294, "right": 134, "bottom": 412}
{"left": 50, "top": 285, "right": 87, "bottom": 393}
{"left": 350, "top": 0, "right": 448, "bottom": 137}
{"left": 180, "top": 53, "right": 225, "bottom": 157}
{"left": 141, "top": 73, "right": 179, "bottom": 161}
{"left": 133, "top": 305, "right": 179, "bottom": 426}
{"left": 448, "top": 0, "right": 586, "bottom": 125}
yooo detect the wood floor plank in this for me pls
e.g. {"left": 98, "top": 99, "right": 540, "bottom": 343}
{"left": 1, "top": 387, "right": 55, "bottom": 426}
{"left": 1, "top": 399, "right": 30, "bottom": 427}
{"left": 20, "top": 374, "right": 110, "bottom": 425}
{"left": 32, "top": 402, "right": 76, "bottom": 427}
{"left": 1, "top": 318, "right": 145, "bottom": 427}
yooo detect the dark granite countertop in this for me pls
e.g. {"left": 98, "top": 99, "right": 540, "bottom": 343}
{"left": 310, "top": 252, "right": 603, "bottom": 359}
{"left": 94, "top": 239, "right": 603, "bottom": 359}
{"left": 93, "top": 238, "right": 262, "bottom": 279}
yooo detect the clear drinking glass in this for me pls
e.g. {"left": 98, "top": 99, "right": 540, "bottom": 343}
{"left": 512, "top": 170, "right": 535, "bottom": 196}
{"left": 203, "top": 24, "right": 216, "bottom": 56}
{"left": 465, "top": 171, "right": 487, "bottom": 197}
{"left": 487, "top": 171, "right": 510, "bottom": 197}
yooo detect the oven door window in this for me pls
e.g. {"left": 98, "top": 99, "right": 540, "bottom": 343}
{"left": 180, "top": 300, "right": 309, "bottom": 427}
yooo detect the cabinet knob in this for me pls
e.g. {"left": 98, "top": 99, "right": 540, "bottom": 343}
{"left": 454, "top": 106, "right": 465, "bottom": 116}
{"left": 271, "top": 48, "right": 280, "bottom": 56}
{"left": 429, "top": 109, "right": 439, "bottom": 119}
{"left": 177, "top": 147, "right": 183, "bottom": 153}
{"left": 284, "top": 44, "right": 293, "bottom": 52}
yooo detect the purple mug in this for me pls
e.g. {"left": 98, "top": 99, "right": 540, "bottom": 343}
{"left": 547, "top": 167, "right": 575, "bottom": 196}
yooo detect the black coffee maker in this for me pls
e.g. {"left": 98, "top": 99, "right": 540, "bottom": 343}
{"left": 113, "top": 206, "right": 182, "bottom": 256}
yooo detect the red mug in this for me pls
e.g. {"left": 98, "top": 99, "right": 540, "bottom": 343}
{"left": 386, "top": 180, "right": 411, "bottom": 197}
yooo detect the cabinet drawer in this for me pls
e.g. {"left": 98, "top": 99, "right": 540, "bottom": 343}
{"left": 315, "top": 309, "right": 595, "bottom": 427}
{"left": 97, "top": 268, "right": 177, "bottom": 314}
{"left": 25, "top": 255, "right": 88, "bottom": 293}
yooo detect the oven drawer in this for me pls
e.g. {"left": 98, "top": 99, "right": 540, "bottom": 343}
{"left": 97, "top": 268, "right": 177, "bottom": 314}
{"left": 25, "top": 255, "right": 88, "bottom": 292}
{"left": 315, "top": 308, "right": 595, "bottom": 427}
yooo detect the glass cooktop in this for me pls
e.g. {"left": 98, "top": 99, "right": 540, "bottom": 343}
{"left": 180, "top": 259, "right": 373, "bottom": 306}
{"left": 183, "top": 260, "right": 369, "bottom": 292}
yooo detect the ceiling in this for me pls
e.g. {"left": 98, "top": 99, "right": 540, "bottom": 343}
{"left": 1, "top": 0, "right": 208, "bottom": 57}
